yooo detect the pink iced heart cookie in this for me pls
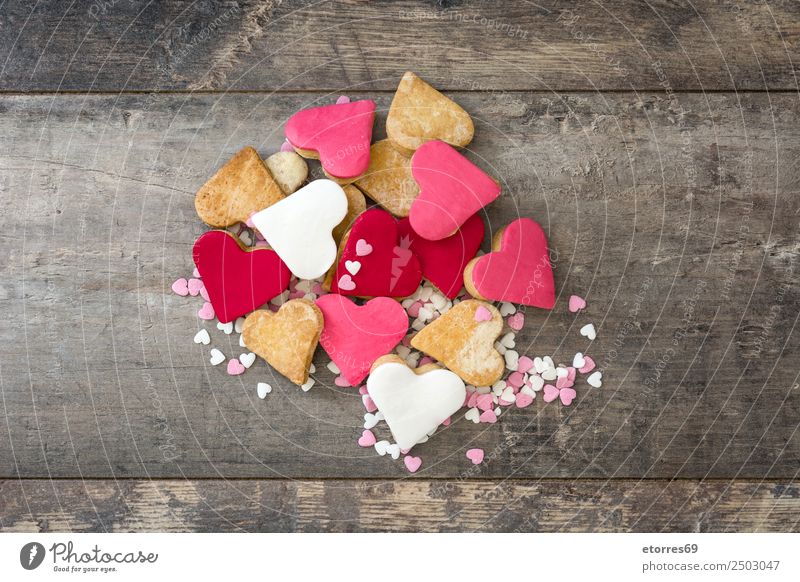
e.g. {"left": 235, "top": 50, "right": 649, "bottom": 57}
{"left": 316, "top": 294, "right": 408, "bottom": 386}
{"left": 408, "top": 141, "right": 500, "bottom": 240}
{"left": 396, "top": 213, "right": 484, "bottom": 299}
{"left": 330, "top": 208, "right": 422, "bottom": 298}
{"left": 464, "top": 218, "right": 556, "bottom": 309}
{"left": 285, "top": 99, "right": 376, "bottom": 180}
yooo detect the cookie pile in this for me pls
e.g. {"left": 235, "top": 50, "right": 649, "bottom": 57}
{"left": 176, "top": 72, "right": 603, "bottom": 472}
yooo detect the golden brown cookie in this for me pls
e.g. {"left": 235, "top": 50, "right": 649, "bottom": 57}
{"left": 332, "top": 184, "right": 367, "bottom": 245}
{"left": 195, "top": 147, "right": 285, "bottom": 227}
{"left": 410, "top": 299, "right": 504, "bottom": 386}
{"left": 386, "top": 72, "right": 474, "bottom": 155}
{"left": 354, "top": 140, "right": 419, "bottom": 217}
{"left": 265, "top": 151, "right": 308, "bottom": 194}
{"left": 241, "top": 299, "right": 323, "bottom": 386}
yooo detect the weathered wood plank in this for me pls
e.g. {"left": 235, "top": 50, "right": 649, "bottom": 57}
{"left": 1, "top": 479, "right": 797, "bottom": 532}
{"left": 0, "top": 92, "right": 798, "bottom": 479}
{"left": 1, "top": 1, "right": 800, "bottom": 92}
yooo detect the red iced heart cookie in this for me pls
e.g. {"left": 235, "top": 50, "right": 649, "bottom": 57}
{"left": 285, "top": 99, "right": 376, "bottom": 180}
{"left": 397, "top": 213, "right": 484, "bottom": 299}
{"left": 330, "top": 208, "right": 422, "bottom": 298}
{"left": 464, "top": 218, "right": 555, "bottom": 309}
{"left": 408, "top": 140, "right": 500, "bottom": 240}
{"left": 192, "top": 230, "right": 291, "bottom": 323}
{"left": 316, "top": 294, "right": 408, "bottom": 386}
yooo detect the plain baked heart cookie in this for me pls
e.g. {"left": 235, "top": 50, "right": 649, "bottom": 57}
{"left": 195, "top": 146, "right": 285, "bottom": 227}
{"left": 329, "top": 208, "right": 422, "bottom": 298}
{"left": 464, "top": 217, "right": 556, "bottom": 309}
{"left": 250, "top": 179, "right": 348, "bottom": 280}
{"left": 411, "top": 299, "right": 504, "bottom": 386}
{"left": 265, "top": 150, "right": 308, "bottom": 194}
{"left": 367, "top": 355, "right": 466, "bottom": 450}
{"left": 386, "top": 71, "right": 474, "bottom": 155}
{"left": 409, "top": 141, "right": 500, "bottom": 241}
{"left": 397, "top": 213, "right": 484, "bottom": 299}
{"left": 354, "top": 139, "right": 419, "bottom": 217}
{"left": 316, "top": 294, "right": 408, "bottom": 386}
{"left": 192, "top": 230, "right": 291, "bottom": 323}
{"left": 285, "top": 99, "right": 376, "bottom": 181}
{"left": 241, "top": 300, "right": 323, "bottom": 386}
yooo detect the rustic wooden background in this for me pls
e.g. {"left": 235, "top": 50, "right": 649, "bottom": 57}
{"left": 1, "top": 0, "right": 799, "bottom": 532}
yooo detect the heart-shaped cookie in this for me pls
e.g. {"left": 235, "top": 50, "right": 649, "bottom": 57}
{"left": 332, "top": 184, "right": 367, "bottom": 245}
{"left": 354, "top": 139, "right": 419, "bottom": 217}
{"left": 265, "top": 150, "right": 308, "bottom": 194}
{"left": 316, "top": 294, "right": 408, "bottom": 386}
{"left": 192, "top": 230, "right": 291, "bottom": 323}
{"left": 397, "top": 213, "right": 484, "bottom": 299}
{"left": 411, "top": 299, "right": 504, "bottom": 386}
{"left": 285, "top": 99, "right": 376, "bottom": 181}
{"left": 409, "top": 141, "right": 500, "bottom": 240}
{"left": 386, "top": 71, "right": 474, "bottom": 155}
{"left": 464, "top": 218, "right": 556, "bottom": 309}
{"left": 329, "top": 208, "right": 422, "bottom": 298}
{"left": 195, "top": 147, "right": 285, "bottom": 227}
{"left": 250, "top": 179, "right": 348, "bottom": 280}
{"left": 241, "top": 300, "right": 323, "bottom": 385}
{"left": 367, "top": 355, "right": 466, "bottom": 450}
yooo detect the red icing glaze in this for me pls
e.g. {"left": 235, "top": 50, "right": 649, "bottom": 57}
{"left": 192, "top": 230, "right": 291, "bottom": 323}
{"left": 468, "top": 218, "right": 555, "bottom": 309}
{"left": 409, "top": 141, "right": 500, "bottom": 240}
{"left": 331, "top": 208, "right": 422, "bottom": 298}
{"left": 285, "top": 99, "right": 376, "bottom": 179}
{"left": 397, "top": 213, "right": 484, "bottom": 299}
{"left": 316, "top": 294, "right": 408, "bottom": 386}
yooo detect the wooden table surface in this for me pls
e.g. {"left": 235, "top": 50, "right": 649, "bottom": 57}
{"left": 1, "top": 0, "right": 799, "bottom": 532}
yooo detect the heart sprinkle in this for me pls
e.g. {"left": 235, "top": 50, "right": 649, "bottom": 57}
{"left": 474, "top": 305, "right": 493, "bottom": 322}
{"left": 579, "top": 356, "right": 596, "bottom": 374}
{"left": 404, "top": 455, "right": 422, "bottom": 473}
{"left": 507, "top": 312, "right": 525, "bottom": 331}
{"left": 257, "top": 382, "right": 272, "bottom": 398}
{"left": 193, "top": 329, "right": 211, "bottom": 345}
{"left": 568, "top": 295, "right": 587, "bottom": 312}
{"left": 209, "top": 349, "right": 225, "bottom": 366}
{"left": 227, "top": 359, "right": 245, "bottom": 375}
{"left": 345, "top": 260, "right": 362, "bottom": 275}
{"left": 355, "top": 239, "right": 373, "bottom": 256}
{"left": 587, "top": 371, "right": 603, "bottom": 388}
{"left": 580, "top": 323, "right": 597, "bottom": 340}
{"left": 198, "top": 302, "right": 215, "bottom": 320}
{"left": 358, "top": 429, "right": 377, "bottom": 447}
{"left": 338, "top": 274, "right": 356, "bottom": 291}
{"left": 239, "top": 352, "right": 256, "bottom": 369}
{"left": 466, "top": 448, "right": 484, "bottom": 464}
{"left": 171, "top": 278, "right": 189, "bottom": 296}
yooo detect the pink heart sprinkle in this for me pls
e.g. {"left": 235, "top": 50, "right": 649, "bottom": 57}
{"left": 516, "top": 356, "right": 534, "bottom": 374}
{"left": 402, "top": 335, "right": 413, "bottom": 347}
{"left": 199, "top": 285, "right": 210, "bottom": 302}
{"left": 579, "top": 356, "right": 596, "bottom": 374}
{"left": 474, "top": 305, "right": 493, "bottom": 322}
{"left": 192, "top": 267, "right": 201, "bottom": 279}
{"left": 567, "top": 366, "right": 577, "bottom": 382}
{"left": 441, "top": 417, "right": 451, "bottom": 427}
{"left": 355, "top": 239, "right": 373, "bottom": 256}
{"left": 358, "top": 429, "right": 376, "bottom": 447}
{"left": 556, "top": 375, "right": 574, "bottom": 389}
{"left": 542, "top": 384, "right": 559, "bottom": 403}
{"left": 338, "top": 274, "right": 356, "bottom": 291}
{"left": 171, "top": 278, "right": 189, "bottom": 296}
{"left": 515, "top": 393, "right": 534, "bottom": 408}
{"left": 280, "top": 140, "right": 295, "bottom": 152}
{"left": 358, "top": 385, "right": 368, "bottom": 395}
{"left": 336, "top": 95, "right": 351, "bottom": 104}
{"left": 335, "top": 375, "right": 352, "bottom": 387}
{"left": 568, "top": 295, "right": 587, "bottom": 313}
{"left": 312, "top": 283, "right": 326, "bottom": 295}
{"left": 187, "top": 278, "right": 203, "bottom": 296}
{"left": 197, "top": 302, "right": 215, "bottom": 320}
{"left": 479, "top": 410, "right": 497, "bottom": 424}
{"left": 245, "top": 215, "right": 256, "bottom": 228}
{"left": 466, "top": 392, "right": 479, "bottom": 408}
{"left": 476, "top": 394, "right": 494, "bottom": 412}
{"left": 407, "top": 300, "right": 423, "bottom": 318}
{"left": 560, "top": 387, "right": 577, "bottom": 406}
{"left": 289, "top": 290, "right": 306, "bottom": 300}
{"left": 466, "top": 448, "right": 484, "bottom": 464}
{"left": 227, "top": 358, "right": 245, "bottom": 375}
{"left": 419, "top": 356, "right": 434, "bottom": 366}
{"left": 507, "top": 312, "right": 525, "bottom": 330}
{"left": 269, "top": 304, "right": 279, "bottom": 312}
{"left": 362, "top": 394, "right": 377, "bottom": 412}
{"left": 400, "top": 448, "right": 411, "bottom": 455}
{"left": 404, "top": 456, "right": 422, "bottom": 473}
{"left": 507, "top": 371, "right": 524, "bottom": 389}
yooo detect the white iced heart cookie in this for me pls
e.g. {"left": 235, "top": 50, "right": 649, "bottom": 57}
{"left": 367, "top": 355, "right": 466, "bottom": 450}
{"left": 250, "top": 179, "right": 348, "bottom": 279}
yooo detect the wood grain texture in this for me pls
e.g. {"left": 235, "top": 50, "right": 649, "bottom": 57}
{"left": 1, "top": 479, "right": 798, "bottom": 532}
{"left": 0, "top": 92, "right": 797, "bottom": 480}
{"left": 1, "top": 1, "right": 800, "bottom": 92}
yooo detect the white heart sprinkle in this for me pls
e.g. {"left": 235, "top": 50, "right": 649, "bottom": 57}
{"left": 308, "top": 363, "right": 316, "bottom": 374}
{"left": 520, "top": 385, "right": 537, "bottom": 398}
{"left": 217, "top": 321, "right": 233, "bottom": 334}
{"left": 556, "top": 367, "right": 569, "bottom": 378}
{"left": 209, "top": 349, "right": 225, "bottom": 366}
{"left": 239, "top": 352, "right": 256, "bottom": 369}
{"left": 504, "top": 350, "right": 519, "bottom": 371}
{"left": 542, "top": 367, "right": 557, "bottom": 381}
{"left": 411, "top": 318, "right": 425, "bottom": 331}
{"left": 239, "top": 334, "right": 246, "bottom": 348}
{"left": 396, "top": 345, "right": 411, "bottom": 359}
{"left": 492, "top": 380, "right": 506, "bottom": 396}
{"left": 528, "top": 375, "right": 545, "bottom": 392}
{"left": 327, "top": 361, "right": 340, "bottom": 374}
{"left": 500, "top": 386, "right": 516, "bottom": 403}
{"left": 193, "top": 329, "right": 210, "bottom": 345}
{"left": 580, "top": 323, "right": 597, "bottom": 341}
{"left": 465, "top": 407, "right": 480, "bottom": 423}
{"left": 345, "top": 260, "right": 361, "bottom": 276}
{"left": 234, "top": 317, "right": 246, "bottom": 334}
{"left": 239, "top": 230, "right": 253, "bottom": 246}
{"left": 500, "top": 332, "right": 516, "bottom": 349}
{"left": 475, "top": 385, "right": 491, "bottom": 394}
{"left": 386, "top": 444, "right": 401, "bottom": 460}
{"left": 419, "top": 286, "right": 434, "bottom": 301}
{"left": 301, "top": 378, "right": 315, "bottom": 392}
{"left": 543, "top": 356, "right": 555, "bottom": 369}
{"left": 494, "top": 341, "right": 507, "bottom": 355}
{"left": 257, "top": 382, "right": 272, "bottom": 398}
{"left": 364, "top": 412, "right": 382, "bottom": 429}
{"left": 417, "top": 307, "right": 433, "bottom": 322}
{"left": 295, "top": 279, "right": 313, "bottom": 293}
{"left": 374, "top": 440, "right": 390, "bottom": 456}
{"left": 573, "top": 352, "right": 586, "bottom": 369}
{"left": 430, "top": 293, "right": 448, "bottom": 312}
{"left": 499, "top": 302, "right": 517, "bottom": 316}
{"left": 587, "top": 371, "right": 603, "bottom": 388}
{"left": 533, "top": 357, "right": 546, "bottom": 374}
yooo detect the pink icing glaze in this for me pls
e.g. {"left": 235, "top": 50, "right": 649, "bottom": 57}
{"left": 316, "top": 294, "right": 408, "bottom": 386}
{"left": 468, "top": 218, "right": 556, "bottom": 309}
{"left": 330, "top": 208, "right": 422, "bottom": 298}
{"left": 396, "top": 213, "right": 484, "bottom": 299}
{"left": 285, "top": 99, "right": 375, "bottom": 179}
{"left": 409, "top": 141, "right": 500, "bottom": 241}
